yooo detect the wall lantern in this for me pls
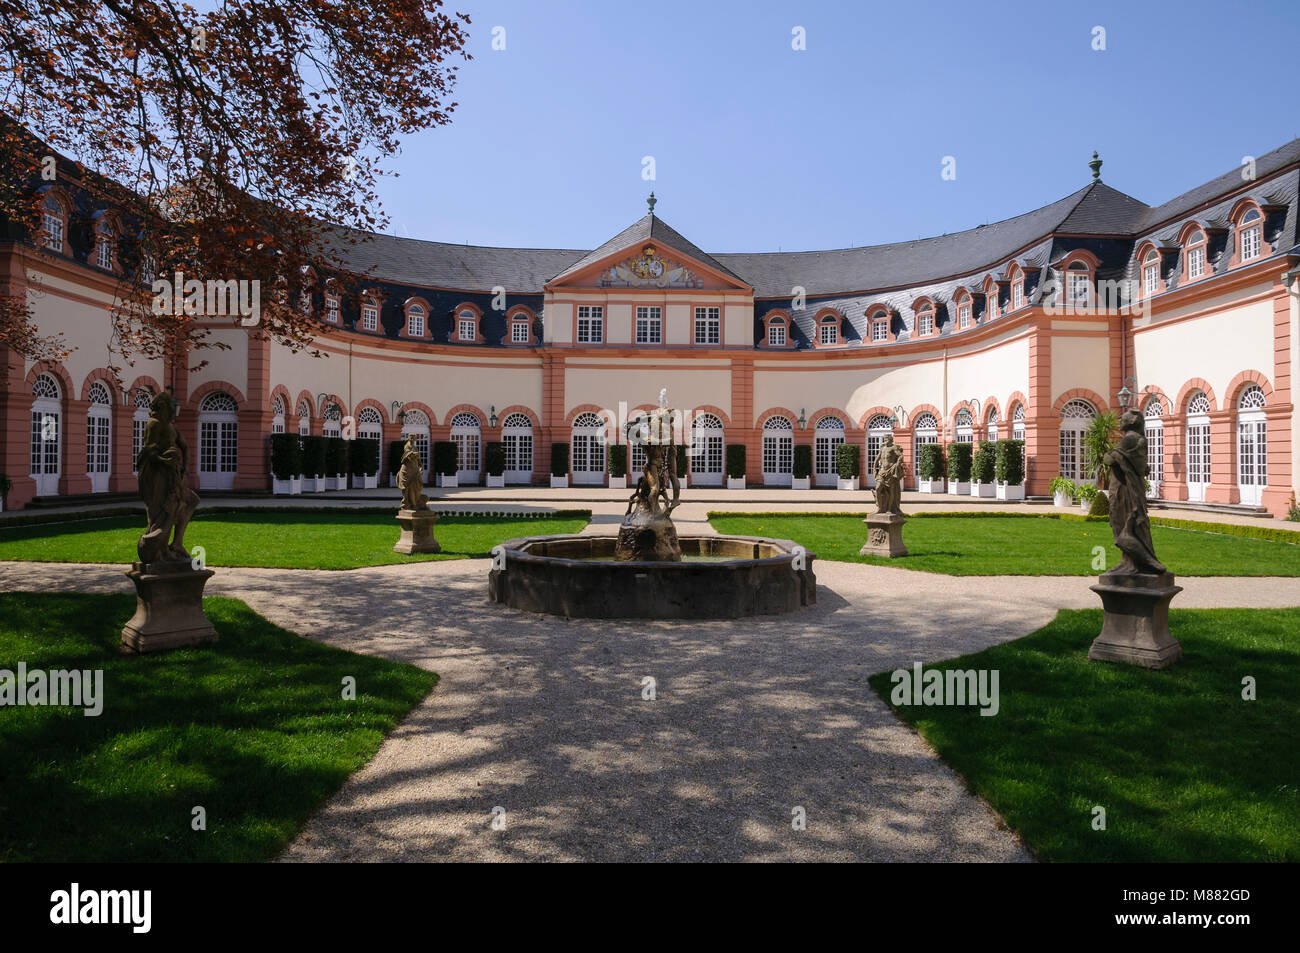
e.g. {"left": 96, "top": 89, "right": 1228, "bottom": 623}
{"left": 489, "top": 405, "right": 499, "bottom": 428}
{"left": 391, "top": 400, "right": 405, "bottom": 425}
{"left": 797, "top": 408, "right": 807, "bottom": 430}
{"left": 890, "top": 404, "right": 906, "bottom": 429}
{"left": 1118, "top": 376, "right": 1137, "bottom": 410}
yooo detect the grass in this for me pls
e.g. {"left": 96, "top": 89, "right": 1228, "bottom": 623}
{"left": 0, "top": 592, "right": 436, "bottom": 862}
{"left": 707, "top": 513, "right": 1300, "bottom": 575}
{"left": 867, "top": 608, "right": 1300, "bottom": 862}
{"left": 0, "top": 510, "right": 590, "bottom": 570}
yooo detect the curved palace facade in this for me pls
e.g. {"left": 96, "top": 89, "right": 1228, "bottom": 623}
{"left": 3, "top": 141, "right": 1299, "bottom": 516}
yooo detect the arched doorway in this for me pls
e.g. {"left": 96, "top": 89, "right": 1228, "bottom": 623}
{"left": 865, "top": 414, "right": 893, "bottom": 488}
{"left": 1011, "top": 404, "right": 1026, "bottom": 441}
{"left": 270, "top": 395, "right": 286, "bottom": 435}
{"left": 198, "top": 391, "right": 239, "bottom": 490}
{"left": 986, "top": 407, "right": 999, "bottom": 442}
{"left": 30, "top": 373, "right": 62, "bottom": 497}
{"left": 1143, "top": 397, "right": 1164, "bottom": 496}
{"left": 297, "top": 399, "right": 310, "bottom": 437}
{"left": 571, "top": 412, "right": 606, "bottom": 485}
{"left": 400, "top": 409, "right": 430, "bottom": 480}
{"left": 912, "top": 412, "right": 939, "bottom": 486}
{"left": 690, "top": 413, "right": 724, "bottom": 486}
{"left": 450, "top": 412, "right": 482, "bottom": 484}
{"left": 133, "top": 388, "right": 154, "bottom": 474}
{"left": 954, "top": 408, "right": 974, "bottom": 444}
{"left": 86, "top": 381, "right": 112, "bottom": 493}
{"left": 322, "top": 403, "right": 342, "bottom": 438}
{"left": 1236, "top": 385, "right": 1266, "bottom": 506}
{"left": 1185, "top": 392, "right": 1211, "bottom": 502}
{"left": 813, "top": 416, "right": 845, "bottom": 487}
{"left": 501, "top": 413, "right": 534, "bottom": 484}
{"left": 1058, "top": 399, "right": 1095, "bottom": 482}
{"left": 762, "top": 414, "right": 794, "bottom": 487}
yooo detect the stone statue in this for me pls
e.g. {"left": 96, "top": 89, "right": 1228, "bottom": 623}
{"left": 136, "top": 393, "right": 200, "bottom": 565}
{"left": 616, "top": 407, "right": 682, "bottom": 561}
{"left": 396, "top": 434, "right": 428, "bottom": 511}
{"left": 874, "top": 434, "right": 905, "bottom": 515}
{"left": 1104, "top": 408, "right": 1166, "bottom": 574}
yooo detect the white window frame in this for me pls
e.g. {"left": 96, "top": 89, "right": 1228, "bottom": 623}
{"left": 768, "top": 319, "right": 786, "bottom": 347}
{"left": 577, "top": 305, "right": 604, "bottom": 343}
{"left": 362, "top": 304, "right": 378, "bottom": 331}
{"left": 407, "top": 305, "right": 425, "bottom": 337}
{"left": 694, "top": 306, "right": 720, "bottom": 345}
{"left": 635, "top": 306, "right": 662, "bottom": 344}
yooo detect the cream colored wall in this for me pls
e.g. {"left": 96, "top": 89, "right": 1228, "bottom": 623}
{"left": 945, "top": 336, "right": 1031, "bottom": 415}
{"left": 665, "top": 303, "right": 690, "bottom": 345}
{"left": 547, "top": 300, "right": 573, "bottom": 344}
{"left": 565, "top": 363, "right": 731, "bottom": 421}
{"left": 1050, "top": 334, "right": 1109, "bottom": 406}
{"left": 188, "top": 327, "right": 248, "bottom": 396}
{"left": 725, "top": 303, "right": 751, "bottom": 347}
{"left": 607, "top": 303, "right": 632, "bottom": 345}
{"left": 1133, "top": 295, "right": 1275, "bottom": 408}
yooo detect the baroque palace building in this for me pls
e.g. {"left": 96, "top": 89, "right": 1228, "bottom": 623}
{"left": 2, "top": 138, "right": 1299, "bottom": 517}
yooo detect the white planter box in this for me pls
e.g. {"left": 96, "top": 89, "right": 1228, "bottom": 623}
{"left": 726, "top": 476, "right": 745, "bottom": 490}
{"left": 949, "top": 481, "right": 971, "bottom": 495}
{"left": 550, "top": 475, "right": 569, "bottom": 488}
{"left": 677, "top": 474, "right": 688, "bottom": 489}
{"left": 1053, "top": 491, "right": 1073, "bottom": 508}
{"left": 301, "top": 476, "right": 322, "bottom": 492}
{"left": 919, "top": 479, "right": 945, "bottom": 493}
{"left": 352, "top": 474, "right": 378, "bottom": 490}
{"left": 608, "top": 475, "right": 627, "bottom": 490}
{"left": 997, "top": 483, "right": 1025, "bottom": 501}
{"left": 486, "top": 474, "right": 505, "bottom": 488}
{"left": 1147, "top": 481, "right": 1160, "bottom": 499}
{"left": 970, "top": 482, "right": 995, "bottom": 498}
{"left": 437, "top": 474, "right": 458, "bottom": 488}
{"left": 325, "top": 475, "right": 347, "bottom": 491}
{"left": 791, "top": 476, "right": 811, "bottom": 490}
{"left": 837, "top": 476, "right": 859, "bottom": 491}
{"left": 1079, "top": 498, "right": 1091, "bottom": 511}
{"left": 272, "top": 476, "right": 301, "bottom": 496}
{"left": 388, "top": 474, "right": 398, "bottom": 488}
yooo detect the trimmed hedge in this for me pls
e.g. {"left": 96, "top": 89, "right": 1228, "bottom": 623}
{"left": 835, "top": 443, "right": 860, "bottom": 480}
{"left": 484, "top": 441, "right": 505, "bottom": 477}
{"left": 675, "top": 444, "right": 688, "bottom": 478}
{"left": 972, "top": 442, "right": 995, "bottom": 484}
{"left": 995, "top": 439, "right": 1025, "bottom": 485}
{"left": 324, "top": 436, "right": 347, "bottom": 475}
{"left": 607, "top": 444, "right": 627, "bottom": 477}
{"left": 918, "top": 443, "right": 945, "bottom": 480}
{"left": 302, "top": 435, "right": 326, "bottom": 478}
{"left": 269, "top": 433, "right": 301, "bottom": 481}
{"left": 433, "top": 441, "right": 457, "bottom": 477}
{"left": 550, "top": 443, "right": 569, "bottom": 478}
{"left": 388, "top": 441, "right": 405, "bottom": 478}
{"left": 349, "top": 437, "right": 380, "bottom": 477}
{"left": 793, "top": 444, "right": 813, "bottom": 479}
{"left": 726, "top": 444, "right": 746, "bottom": 479}
{"left": 947, "top": 442, "right": 972, "bottom": 482}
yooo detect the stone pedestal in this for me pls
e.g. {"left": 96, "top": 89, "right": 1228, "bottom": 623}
{"left": 615, "top": 506, "right": 681, "bottom": 561}
{"left": 121, "top": 561, "right": 218, "bottom": 654}
{"left": 860, "top": 513, "right": 908, "bottom": 557}
{"left": 394, "top": 508, "right": 441, "bottom": 554}
{"left": 1088, "top": 571, "right": 1183, "bottom": 669}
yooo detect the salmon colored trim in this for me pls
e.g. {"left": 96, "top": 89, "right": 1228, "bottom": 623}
{"left": 293, "top": 389, "right": 317, "bottom": 421}
{"left": 857, "top": 405, "right": 897, "bottom": 430}
{"left": 690, "top": 404, "right": 732, "bottom": 429}
{"left": 399, "top": 296, "right": 432, "bottom": 341}
{"left": 1227, "top": 199, "right": 1274, "bottom": 269}
{"left": 807, "top": 406, "right": 854, "bottom": 430}
{"left": 949, "top": 399, "right": 979, "bottom": 433}
{"left": 864, "top": 304, "right": 895, "bottom": 344}
{"left": 757, "top": 406, "right": 801, "bottom": 429}
{"left": 1223, "top": 369, "right": 1274, "bottom": 407}
{"left": 128, "top": 375, "right": 164, "bottom": 400}
{"left": 79, "top": 368, "right": 123, "bottom": 403}
{"left": 503, "top": 304, "right": 537, "bottom": 346}
{"left": 269, "top": 384, "right": 293, "bottom": 416}
{"left": 24, "top": 360, "right": 75, "bottom": 398}
{"left": 451, "top": 301, "right": 486, "bottom": 345}
{"left": 543, "top": 245, "right": 753, "bottom": 295}
{"left": 982, "top": 395, "right": 1003, "bottom": 428}
{"left": 1173, "top": 378, "right": 1218, "bottom": 414}
{"left": 811, "top": 308, "right": 845, "bottom": 349}
{"left": 563, "top": 402, "right": 609, "bottom": 429}
{"left": 493, "top": 404, "right": 541, "bottom": 429}
{"left": 395, "top": 401, "right": 438, "bottom": 428}
{"left": 689, "top": 301, "right": 726, "bottom": 348}
{"left": 1004, "top": 390, "right": 1029, "bottom": 417}
{"left": 444, "top": 402, "right": 489, "bottom": 428}
{"left": 351, "top": 397, "right": 390, "bottom": 425}
{"left": 187, "top": 380, "right": 247, "bottom": 410}
{"left": 1051, "top": 387, "right": 1109, "bottom": 416}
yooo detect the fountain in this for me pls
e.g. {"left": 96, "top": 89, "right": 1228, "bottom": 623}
{"left": 489, "top": 392, "right": 817, "bottom": 619}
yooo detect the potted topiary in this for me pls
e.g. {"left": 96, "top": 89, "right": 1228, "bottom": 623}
{"left": 995, "top": 439, "right": 1025, "bottom": 500}
{"left": 270, "top": 432, "right": 302, "bottom": 495}
{"left": 0, "top": 473, "right": 13, "bottom": 510}
{"left": 388, "top": 440, "right": 405, "bottom": 488}
{"left": 947, "top": 442, "right": 972, "bottom": 495}
{"left": 301, "top": 435, "right": 326, "bottom": 492}
{"left": 1050, "top": 476, "right": 1076, "bottom": 508}
{"left": 550, "top": 442, "right": 570, "bottom": 488}
{"left": 485, "top": 441, "right": 506, "bottom": 488}
{"left": 725, "top": 444, "right": 746, "bottom": 489}
{"left": 434, "top": 440, "right": 458, "bottom": 487}
{"left": 350, "top": 437, "right": 380, "bottom": 489}
{"left": 835, "top": 443, "right": 860, "bottom": 490}
{"left": 918, "top": 443, "right": 945, "bottom": 493}
{"left": 675, "top": 444, "right": 689, "bottom": 489}
{"left": 1077, "top": 483, "right": 1099, "bottom": 512}
{"left": 324, "top": 436, "right": 348, "bottom": 490}
{"left": 607, "top": 444, "right": 628, "bottom": 489}
{"left": 792, "top": 444, "right": 812, "bottom": 490}
{"left": 970, "top": 442, "right": 996, "bottom": 497}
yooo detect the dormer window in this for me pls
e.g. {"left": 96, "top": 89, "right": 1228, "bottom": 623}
{"left": 406, "top": 302, "right": 425, "bottom": 336}
{"left": 915, "top": 301, "right": 935, "bottom": 337}
{"left": 506, "top": 306, "right": 534, "bottom": 345}
{"left": 958, "top": 301, "right": 971, "bottom": 330}
{"left": 767, "top": 316, "right": 787, "bottom": 347}
{"left": 1238, "top": 208, "right": 1262, "bottom": 262}
{"left": 458, "top": 312, "right": 475, "bottom": 341}
{"left": 94, "top": 220, "right": 115, "bottom": 270}
{"left": 1142, "top": 248, "right": 1161, "bottom": 296}
{"left": 1184, "top": 227, "right": 1207, "bottom": 280}
{"left": 361, "top": 301, "right": 379, "bottom": 331}
{"left": 1067, "top": 261, "right": 1092, "bottom": 307}
{"left": 452, "top": 303, "right": 483, "bottom": 343}
{"left": 1010, "top": 270, "right": 1025, "bottom": 310}
{"left": 819, "top": 317, "right": 838, "bottom": 345}
{"left": 511, "top": 320, "right": 529, "bottom": 343}
{"left": 870, "top": 313, "right": 888, "bottom": 342}
{"left": 986, "top": 285, "right": 999, "bottom": 319}
{"left": 42, "top": 195, "right": 66, "bottom": 253}
{"left": 300, "top": 289, "right": 312, "bottom": 316}
{"left": 325, "top": 282, "right": 340, "bottom": 323}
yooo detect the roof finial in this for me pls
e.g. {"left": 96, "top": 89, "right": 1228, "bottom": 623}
{"left": 1089, "top": 151, "right": 1103, "bottom": 184}
{"left": 647, "top": 191, "right": 657, "bottom": 216}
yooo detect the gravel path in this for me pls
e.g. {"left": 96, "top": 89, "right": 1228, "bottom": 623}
{"left": 2, "top": 558, "right": 1295, "bottom": 862}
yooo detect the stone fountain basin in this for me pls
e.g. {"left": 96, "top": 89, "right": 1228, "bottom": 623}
{"left": 488, "top": 534, "right": 817, "bottom": 619}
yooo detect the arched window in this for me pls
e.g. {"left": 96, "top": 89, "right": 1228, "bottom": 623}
{"left": 869, "top": 310, "right": 889, "bottom": 342}
{"left": 690, "top": 413, "right": 724, "bottom": 486}
{"left": 86, "top": 381, "right": 112, "bottom": 493}
{"left": 406, "top": 302, "right": 426, "bottom": 337}
{"left": 357, "top": 406, "right": 382, "bottom": 439}
{"left": 1011, "top": 403, "right": 1026, "bottom": 442}
{"left": 1143, "top": 397, "right": 1164, "bottom": 487}
{"left": 198, "top": 391, "right": 239, "bottom": 490}
{"left": 94, "top": 219, "right": 116, "bottom": 271}
{"left": 1184, "top": 227, "right": 1207, "bottom": 281}
{"left": 400, "top": 408, "right": 431, "bottom": 478}
{"left": 955, "top": 293, "right": 972, "bottom": 330}
{"left": 324, "top": 282, "right": 340, "bottom": 324}
{"left": 915, "top": 300, "right": 935, "bottom": 337}
{"left": 986, "top": 282, "right": 1000, "bottom": 320}
{"left": 450, "top": 412, "right": 482, "bottom": 482}
{"left": 133, "top": 388, "right": 154, "bottom": 471}
{"left": 1142, "top": 248, "right": 1161, "bottom": 297}
{"left": 501, "top": 413, "right": 534, "bottom": 483}
{"left": 361, "top": 298, "right": 380, "bottom": 332}
{"left": 42, "top": 195, "right": 66, "bottom": 253}
{"left": 865, "top": 414, "right": 893, "bottom": 486}
{"left": 912, "top": 412, "right": 938, "bottom": 483}
{"left": 818, "top": 314, "right": 839, "bottom": 346}
{"left": 571, "top": 412, "right": 606, "bottom": 485}
{"left": 762, "top": 415, "right": 794, "bottom": 486}
{"left": 986, "top": 407, "right": 999, "bottom": 442}
{"left": 456, "top": 308, "right": 479, "bottom": 343}
{"left": 1185, "top": 392, "right": 1211, "bottom": 501}
{"left": 322, "top": 402, "right": 342, "bottom": 438}
{"left": 1237, "top": 208, "right": 1263, "bottom": 263}
{"left": 814, "top": 416, "right": 845, "bottom": 486}
{"left": 1067, "top": 260, "right": 1092, "bottom": 308}
{"left": 767, "top": 315, "right": 787, "bottom": 347}
{"left": 1009, "top": 267, "right": 1025, "bottom": 310}
{"left": 507, "top": 307, "right": 533, "bottom": 345}
{"left": 1058, "top": 399, "right": 1096, "bottom": 482}
{"left": 297, "top": 399, "right": 311, "bottom": 436}
{"left": 955, "top": 409, "right": 974, "bottom": 443}
{"left": 1236, "top": 385, "right": 1267, "bottom": 505}
{"left": 271, "top": 394, "right": 286, "bottom": 435}
{"left": 30, "top": 373, "right": 62, "bottom": 496}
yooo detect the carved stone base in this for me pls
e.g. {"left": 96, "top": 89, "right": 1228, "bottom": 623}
{"left": 615, "top": 506, "right": 681, "bottom": 562}
{"left": 394, "top": 508, "right": 441, "bottom": 554}
{"left": 1088, "top": 571, "right": 1183, "bottom": 669}
{"left": 121, "top": 561, "right": 218, "bottom": 654}
{"left": 860, "top": 513, "right": 908, "bottom": 557}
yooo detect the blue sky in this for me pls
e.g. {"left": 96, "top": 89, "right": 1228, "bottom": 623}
{"left": 378, "top": 0, "right": 1300, "bottom": 254}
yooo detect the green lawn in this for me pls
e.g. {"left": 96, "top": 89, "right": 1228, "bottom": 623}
{"left": 867, "top": 608, "right": 1299, "bottom": 862}
{"left": 0, "top": 510, "right": 589, "bottom": 570}
{"left": 0, "top": 592, "right": 436, "bottom": 862}
{"left": 708, "top": 514, "right": 1300, "bottom": 575}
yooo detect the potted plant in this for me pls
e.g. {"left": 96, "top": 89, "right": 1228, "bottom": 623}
{"left": 835, "top": 443, "right": 860, "bottom": 490}
{"left": 607, "top": 444, "right": 628, "bottom": 489}
{"left": 434, "top": 440, "right": 458, "bottom": 487}
{"left": 1050, "top": 476, "right": 1076, "bottom": 508}
{"left": 301, "top": 435, "right": 326, "bottom": 492}
{"left": 970, "top": 442, "right": 996, "bottom": 497}
{"left": 947, "top": 442, "right": 972, "bottom": 495}
{"left": 550, "top": 442, "right": 569, "bottom": 488}
{"left": 1077, "top": 482, "right": 1099, "bottom": 512}
{"left": 1146, "top": 476, "right": 1159, "bottom": 500}
{"left": 388, "top": 440, "right": 405, "bottom": 488}
{"left": 675, "top": 444, "right": 689, "bottom": 489}
{"left": 995, "top": 439, "right": 1025, "bottom": 500}
{"left": 725, "top": 444, "right": 746, "bottom": 489}
{"left": 0, "top": 474, "right": 12, "bottom": 511}
{"left": 350, "top": 437, "right": 379, "bottom": 489}
{"left": 917, "top": 443, "right": 945, "bottom": 493}
{"left": 324, "top": 436, "right": 348, "bottom": 490}
{"left": 484, "top": 441, "right": 506, "bottom": 488}
{"left": 270, "top": 433, "right": 302, "bottom": 495}
{"left": 792, "top": 444, "right": 812, "bottom": 490}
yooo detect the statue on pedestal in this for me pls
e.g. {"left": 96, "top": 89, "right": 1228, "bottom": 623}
{"left": 397, "top": 434, "right": 428, "bottom": 511}
{"left": 874, "top": 434, "right": 905, "bottom": 515}
{"left": 135, "top": 393, "right": 200, "bottom": 565}
{"left": 617, "top": 403, "right": 682, "bottom": 561}
{"left": 1104, "top": 409, "right": 1166, "bottom": 574}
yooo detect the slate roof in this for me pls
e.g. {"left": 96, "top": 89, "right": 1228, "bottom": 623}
{"left": 549, "top": 213, "right": 749, "bottom": 286}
